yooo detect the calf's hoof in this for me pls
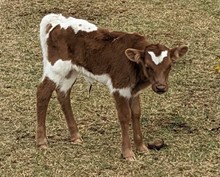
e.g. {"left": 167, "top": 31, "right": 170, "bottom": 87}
{"left": 125, "top": 156, "right": 136, "bottom": 161}
{"left": 122, "top": 150, "right": 136, "bottom": 161}
{"left": 137, "top": 144, "right": 150, "bottom": 154}
{"left": 38, "top": 144, "right": 48, "bottom": 149}
{"left": 36, "top": 138, "right": 48, "bottom": 149}
{"left": 70, "top": 137, "right": 83, "bottom": 144}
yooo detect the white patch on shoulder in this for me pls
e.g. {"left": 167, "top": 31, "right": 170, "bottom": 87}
{"left": 148, "top": 50, "right": 168, "bottom": 65}
{"left": 114, "top": 88, "right": 132, "bottom": 99}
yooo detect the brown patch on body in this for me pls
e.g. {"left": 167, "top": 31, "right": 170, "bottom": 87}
{"left": 47, "top": 25, "right": 71, "bottom": 65}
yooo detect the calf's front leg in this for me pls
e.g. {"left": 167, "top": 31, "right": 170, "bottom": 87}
{"left": 113, "top": 92, "right": 135, "bottom": 161}
{"left": 130, "top": 95, "right": 148, "bottom": 153}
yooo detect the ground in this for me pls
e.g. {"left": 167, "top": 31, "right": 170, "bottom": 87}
{"left": 0, "top": 0, "right": 220, "bottom": 176}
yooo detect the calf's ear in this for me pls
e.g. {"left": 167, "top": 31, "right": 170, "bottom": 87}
{"left": 125, "top": 48, "right": 142, "bottom": 63}
{"left": 170, "top": 45, "right": 189, "bottom": 62}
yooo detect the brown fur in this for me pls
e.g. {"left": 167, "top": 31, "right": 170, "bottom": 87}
{"left": 36, "top": 18, "right": 188, "bottom": 161}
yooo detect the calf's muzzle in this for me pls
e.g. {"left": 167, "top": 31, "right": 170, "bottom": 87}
{"left": 152, "top": 83, "right": 168, "bottom": 94}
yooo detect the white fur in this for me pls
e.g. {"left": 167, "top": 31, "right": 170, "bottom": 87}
{"left": 116, "top": 88, "right": 132, "bottom": 98}
{"left": 60, "top": 17, "right": 97, "bottom": 33}
{"left": 40, "top": 14, "right": 132, "bottom": 98}
{"left": 40, "top": 13, "right": 97, "bottom": 66}
{"left": 44, "top": 14, "right": 98, "bottom": 34}
{"left": 72, "top": 65, "right": 132, "bottom": 98}
{"left": 148, "top": 50, "right": 168, "bottom": 65}
{"left": 43, "top": 60, "right": 78, "bottom": 92}
{"left": 43, "top": 60, "right": 132, "bottom": 98}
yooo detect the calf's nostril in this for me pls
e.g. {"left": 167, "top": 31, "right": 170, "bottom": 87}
{"left": 156, "top": 85, "right": 166, "bottom": 92}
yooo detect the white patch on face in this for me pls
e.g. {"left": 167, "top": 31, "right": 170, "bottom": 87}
{"left": 148, "top": 50, "right": 168, "bottom": 65}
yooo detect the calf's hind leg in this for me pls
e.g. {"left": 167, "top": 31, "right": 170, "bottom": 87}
{"left": 36, "top": 77, "right": 56, "bottom": 148}
{"left": 56, "top": 87, "right": 82, "bottom": 144}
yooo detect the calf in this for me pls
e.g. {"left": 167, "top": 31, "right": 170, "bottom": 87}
{"left": 36, "top": 13, "right": 188, "bottom": 161}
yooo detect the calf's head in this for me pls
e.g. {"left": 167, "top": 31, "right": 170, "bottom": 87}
{"left": 125, "top": 44, "right": 188, "bottom": 94}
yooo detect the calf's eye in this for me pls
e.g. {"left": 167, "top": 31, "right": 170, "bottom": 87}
{"left": 146, "top": 67, "right": 154, "bottom": 73}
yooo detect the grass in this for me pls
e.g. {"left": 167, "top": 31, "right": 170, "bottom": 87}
{"left": 0, "top": 0, "right": 220, "bottom": 176}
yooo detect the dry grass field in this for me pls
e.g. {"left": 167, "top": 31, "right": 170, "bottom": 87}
{"left": 0, "top": 0, "right": 220, "bottom": 176}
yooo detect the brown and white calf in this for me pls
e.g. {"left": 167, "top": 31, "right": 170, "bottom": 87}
{"left": 36, "top": 13, "right": 188, "bottom": 161}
